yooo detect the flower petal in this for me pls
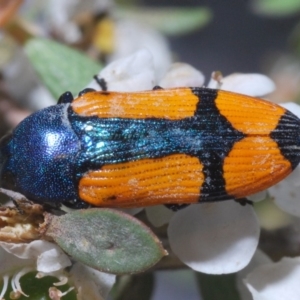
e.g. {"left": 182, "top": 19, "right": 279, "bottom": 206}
{"left": 87, "top": 49, "right": 155, "bottom": 92}
{"left": 248, "top": 190, "right": 267, "bottom": 202}
{"left": 37, "top": 248, "right": 72, "bottom": 273}
{"left": 207, "top": 73, "right": 275, "bottom": 97}
{"left": 168, "top": 202, "right": 260, "bottom": 274}
{"left": 269, "top": 166, "right": 300, "bottom": 217}
{"left": 45, "top": 0, "right": 113, "bottom": 43}
{"left": 108, "top": 19, "right": 171, "bottom": 80}
{"left": 236, "top": 249, "right": 272, "bottom": 300}
{"left": 0, "top": 245, "right": 32, "bottom": 274}
{"left": 244, "top": 257, "right": 300, "bottom": 300}
{"left": 118, "top": 207, "right": 144, "bottom": 216}
{"left": 70, "top": 262, "right": 116, "bottom": 300}
{"left": 0, "top": 240, "right": 61, "bottom": 259}
{"left": 0, "top": 241, "right": 71, "bottom": 273}
{"left": 146, "top": 205, "right": 175, "bottom": 227}
{"left": 159, "top": 63, "right": 205, "bottom": 88}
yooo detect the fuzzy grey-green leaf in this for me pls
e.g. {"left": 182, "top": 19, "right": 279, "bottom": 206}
{"left": 44, "top": 208, "right": 167, "bottom": 274}
{"left": 25, "top": 38, "right": 102, "bottom": 99}
{"left": 252, "top": 0, "right": 300, "bottom": 16}
{"left": 115, "top": 7, "right": 212, "bottom": 35}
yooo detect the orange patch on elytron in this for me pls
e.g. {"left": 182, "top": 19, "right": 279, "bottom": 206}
{"left": 71, "top": 88, "right": 199, "bottom": 120}
{"left": 223, "top": 136, "right": 292, "bottom": 198}
{"left": 79, "top": 154, "right": 204, "bottom": 207}
{"left": 215, "top": 90, "right": 287, "bottom": 134}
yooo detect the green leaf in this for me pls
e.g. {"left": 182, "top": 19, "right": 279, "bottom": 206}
{"left": 24, "top": 38, "right": 102, "bottom": 100}
{"left": 44, "top": 208, "right": 167, "bottom": 274}
{"left": 196, "top": 273, "right": 241, "bottom": 300}
{"left": 252, "top": 0, "right": 300, "bottom": 17}
{"left": 115, "top": 7, "right": 212, "bottom": 35}
{"left": 289, "top": 22, "right": 300, "bottom": 55}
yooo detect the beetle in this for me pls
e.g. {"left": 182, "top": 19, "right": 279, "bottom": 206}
{"left": 0, "top": 87, "right": 299, "bottom": 209}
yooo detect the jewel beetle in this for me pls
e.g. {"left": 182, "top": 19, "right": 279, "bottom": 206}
{"left": 0, "top": 87, "right": 300, "bottom": 209}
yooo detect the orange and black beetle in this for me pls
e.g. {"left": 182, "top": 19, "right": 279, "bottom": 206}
{"left": 0, "top": 87, "right": 299, "bottom": 209}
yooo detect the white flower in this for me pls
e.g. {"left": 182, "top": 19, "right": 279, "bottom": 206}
{"left": 70, "top": 263, "right": 115, "bottom": 300}
{"left": 248, "top": 190, "right": 268, "bottom": 202}
{"left": 207, "top": 72, "right": 275, "bottom": 96}
{"left": 268, "top": 166, "right": 300, "bottom": 217}
{"left": 236, "top": 249, "right": 272, "bottom": 300}
{"left": 146, "top": 205, "right": 175, "bottom": 228}
{"left": 44, "top": 0, "right": 113, "bottom": 43}
{"left": 159, "top": 63, "right": 205, "bottom": 88}
{"left": 88, "top": 50, "right": 277, "bottom": 275}
{"left": 87, "top": 49, "right": 156, "bottom": 92}
{"left": 0, "top": 240, "right": 115, "bottom": 299}
{"left": 168, "top": 202, "right": 260, "bottom": 274}
{"left": 40, "top": 0, "right": 172, "bottom": 78}
{"left": 108, "top": 19, "right": 172, "bottom": 80}
{"left": 0, "top": 240, "right": 71, "bottom": 298}
{"left": 244, "top": 257, "right": 300, "bottom": 300}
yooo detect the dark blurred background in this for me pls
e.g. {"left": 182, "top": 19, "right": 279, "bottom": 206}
{"left": 143, "top": 0, "right": 299, "bottom": 75}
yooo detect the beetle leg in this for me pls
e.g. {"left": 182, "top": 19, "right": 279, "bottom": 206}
{"left": 93, "top": 75, "right": 108, "bottom": 91}
{"left": 165, "top": 203, "right": 190, "bottom": 211}
{"left": 234, "top": 198, "right": 253, "bottom": 206}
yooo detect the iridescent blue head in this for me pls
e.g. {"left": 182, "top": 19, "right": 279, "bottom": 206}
{"left": 0, "top": 104, "right": 81, "bottom": 207}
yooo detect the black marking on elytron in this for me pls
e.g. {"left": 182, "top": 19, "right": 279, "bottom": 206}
{"left": 191, "top": 88, "right": 245, "bottom": 201}
{"left": 68, "top": 87, "right": 245, "bottom": 202}
{"left": 79, "top": 88, "right": 96, "bottom": 97}
{"left": 270, "top": 110, "right": 300, "bottom": 170}
{"left": 93, "top": 75, "right": 108, "bottom": 91}
{"left": 57, "top": 91, "right": 74, "bottom": 104}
